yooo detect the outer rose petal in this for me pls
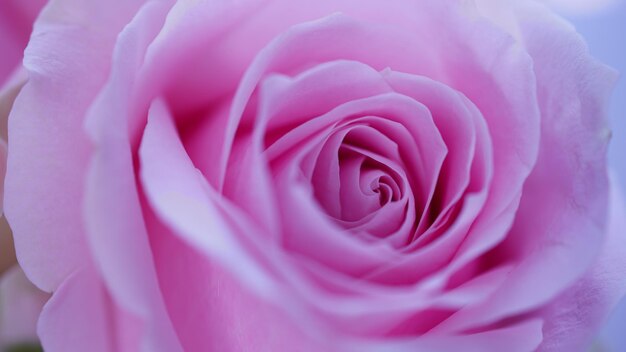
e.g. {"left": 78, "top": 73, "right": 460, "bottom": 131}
{"left": 146, "top": 210, "right": 326, "bottom": 352}
{"left": 0, "top": 265, "right": 48, "bottom": 349}
{"left": 5, "top": 0, "right": 146, "bottom": 292}
{"left": 38, "top": 268, "right": 141, "bottom": 352}
{"left": 537, "top": 175, "right": 626, "bottom": 351}
{"left": 438, "top": 0, "right": 617, "bottom": 333}
{"left": 6, "top": 0, "right": 181, "bottom": 350}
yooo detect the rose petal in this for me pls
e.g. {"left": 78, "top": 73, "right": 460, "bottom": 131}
{"left": 139, "top": 98, "right": 277, "bottom": 295}
{"left": 5, "top": 0, "right": 145, "bottom": 292}
{"left": 436, "top": 1, "right": 617, "bottom": 332}
{"left": 373, "top": 319, "right": 543, "bottom": 352}
{"left": 536, "top": 174, "right": 626, "bottom": 351}
{"left": 38, "top": 269, "right": 140, "bottom": 352}
{"left": 82, "top": 2, "right": 185, "bottom": 351}
{"left": 271, "top": 93, "right": 443, "bottom": 277}
{"left": 147, "top": 209, "right": 327, "bottom": 352}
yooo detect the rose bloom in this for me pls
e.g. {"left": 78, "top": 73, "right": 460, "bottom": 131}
{"left": 4, "top": 0, "right": 626, "bottom": 351}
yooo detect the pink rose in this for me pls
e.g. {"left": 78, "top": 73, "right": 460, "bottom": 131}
{"left": 5, "top": 0, "right": 626, "bottom": 351}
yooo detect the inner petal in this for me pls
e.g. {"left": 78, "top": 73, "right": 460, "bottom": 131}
{"left": 360, "top": 169, "right": 394, "bottom": 205}
{"left": 311, "top": 124, "right": 408, "bottom": 230}
{"left": 338, "top": 151, "right": 380, "bottom": 222}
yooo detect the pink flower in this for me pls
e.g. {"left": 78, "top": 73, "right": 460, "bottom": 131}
{"left": 4, "top": 0, "right": 625, "bottom": 351}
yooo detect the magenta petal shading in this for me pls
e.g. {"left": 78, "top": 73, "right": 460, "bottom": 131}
{"left": 0, "top": 0, "right": 46, "bottom": 83}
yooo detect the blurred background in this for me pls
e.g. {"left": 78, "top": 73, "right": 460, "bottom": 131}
{"left": 550, "top": 0, "right": 626, "bottom": 350}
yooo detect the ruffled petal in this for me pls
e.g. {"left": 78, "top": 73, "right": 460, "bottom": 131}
{"left": 437, "top": 0, "right": 617, "bottom": 332}
{"left": 537, "top": 174, "right": 626, "bottom": 351}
